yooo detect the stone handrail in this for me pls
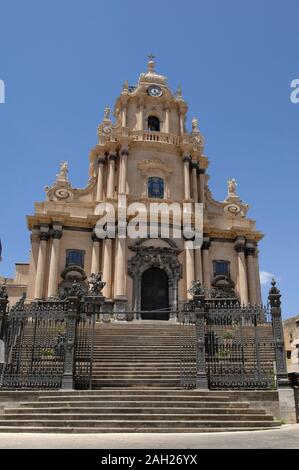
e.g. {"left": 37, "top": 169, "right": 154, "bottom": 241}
{"left": 129, "top": 130, "right": 181, "bottom": 146}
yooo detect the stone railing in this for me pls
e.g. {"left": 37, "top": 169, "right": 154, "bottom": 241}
{"left": 129, "top": 130, "right": 181, "bottom": 146}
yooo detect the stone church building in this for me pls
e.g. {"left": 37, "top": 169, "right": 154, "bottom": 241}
{"left": 3, "top": 58, "right": 263, "bottom": 317}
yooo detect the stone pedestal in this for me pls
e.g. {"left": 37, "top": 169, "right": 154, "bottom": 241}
{"left": 278, "top": 388, "right": 298, "bottom": 424}
{"left": 114, "top": 296, "right": 128, "bottom": 321}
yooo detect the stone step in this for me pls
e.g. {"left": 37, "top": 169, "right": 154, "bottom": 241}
{"left": 1, "top": 413, "right": 274, "bottom": 422}
{"left": 37, "top": 395, "right": 232, "bottom": 402}
{"left": 21, "top": 400, "right": 250, "bottom": 409}
{"left": 0, "top": 419, "right": 280, "bottom": 429}
{"left": 0, "top": 426, "right": 280, "bottom": 433}
{"left": 92, "top": 366, "right": 182, "bottom": 370}
{"left": 34, "top": 389, "right": 230, "bottom": 396}
{"left": 91, "top": 375, "right": 181, "bottom": 378}
{"left": 8, "top": 406, "right": 257, "bottom": 415}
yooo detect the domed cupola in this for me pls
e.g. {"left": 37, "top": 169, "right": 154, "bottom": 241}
{"left": 138, "top": 54, "right": 168, "bottom": 88}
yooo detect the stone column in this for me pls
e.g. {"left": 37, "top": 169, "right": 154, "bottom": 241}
{"left": 179, "top": 112, "right": 185, "bottom": 135}
{"left": 194, "top": 248, "right": 203, "bottom": 285}
{"left": 164, "top": 106, "right": 170, "bottom": 133}
{"left": 27, "top": 228, "right": 40, "bottom": 299}
{"left": 254, "top": 246, "right": 262, "bottom": 304}
{"left": 34, "top": 226, "right": 50, "bottom": 300}
{"left": 47, "top": 225, "right": 63, "bottom": 298}
{"left": 107, "top": 153, "right": 116, "bottom": 199}
{"left": 185, "top": 241, "right": 195, "bottom": 299}
{"left": 235, "top": 237, "right": 249, "bottom": 305}
{"left": 121, "top": 105, "right": 127, "bottom": 127}
{"left": 245, "top": 243, "right": 257, "bottom": 304}
{"left": 102, "top": 238, "right": 112, "bottom": 299}
{"left": 139, "top": 102, "right": 144, "bottom": 131}
{"left": 91, "top": 232, "right": 101, "bottom": 275}
{"left": 191, "top": 162, "right": 199, "bottom": 202}
{"left": 119, "top": 147, "right": 128, "bottom": 194}
{"left": 96, "top": 156, "right": 106, "bottom": 202}
{"left": 202, "top": 237, "right": 211, "bottom": 290}
{"left": 183, "top": 156, "right": 191, "bottom": 200}
{"left": 198, "top": 168, "right": 205, "bottom": 205}
{"left": 115, "top": 237, "right": 126, "bottom": 298}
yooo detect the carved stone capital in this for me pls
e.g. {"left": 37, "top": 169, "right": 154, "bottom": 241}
{"left": 91, "top": 232, "right": 101, "bottom": 242}
{"left": 234, "top": 236, "right": 246, "bottom": 253}
{"left": 191, "top": 162, "right": 199, "bottom": 170}
{"left": 183, "top": 155, "right": 191, "bottom": 163}
{"left": 121, "top": 147, "right": 129, "bottom": 157}
{"left": 39, "top": 232, "right": 49, "bottom": 242}
{"left": 39, "top": 226, "right": 50, "bottom": 241}
{"left": 109, "top": 153, "right": 117, "bottom": 161}
{"left": 235, "top": 243, "right": 245, "bottom": 253}
{"left": 245, "top": 246, "right": 256, "bottom": 256}
{"left": 98, "top": 156, "right": 106, "bottom": 165}
{"left": 202, "top": 237, "right": 211, "bottom": 250}
{"left": 51, "top": 229, "right": 63, "bottom": 240}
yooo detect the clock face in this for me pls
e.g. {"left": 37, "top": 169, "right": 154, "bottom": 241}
{"left": 147, "top": 85, "right": 163, "bottom": 97}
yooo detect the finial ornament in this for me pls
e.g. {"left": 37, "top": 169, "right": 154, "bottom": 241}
{"left": 268, "top": 278, "right": 281, "bottom": 308}
{"left": 227, "top": 177, "right": 237, "bottom": 197}
{"left": 104, "top": 105, "right": 111, "bottom": 121}
{"left": 122, "top": 80, "right": 129, "bottom": 92}
{"left": 56, "top": 161, "right": 69, "bottom": 182}
{"left": 147, "top": 53, "right": 155, "bottom": 72}
{"left": 269, "top": 278, "right": 280, "bottom": 295}
{"left": 176, "top": 85, "right": 183, "bottom": 99}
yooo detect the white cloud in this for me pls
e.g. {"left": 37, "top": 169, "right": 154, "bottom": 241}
{"left": 260, "top": 271, "right": 278, "bottom": 285}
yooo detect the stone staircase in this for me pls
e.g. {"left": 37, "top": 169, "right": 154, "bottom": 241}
{"left": 0, "top": 321, "right": 280, "bottom": 432}
{"left": 0, "top": 389, "right": 280, "bottom": 432}
{"left": 91, "top": 321, "right": 189, "bottom": 388}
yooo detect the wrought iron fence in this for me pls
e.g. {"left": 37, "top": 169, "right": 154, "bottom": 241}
{"left": 0, "top": 278, "right": 289, "bottom": 392}
{"left": 0, "top": 280, "right": 105, "bottom": 390}
{"left": 179, "top": 279, "right": 289, "bottom": 390}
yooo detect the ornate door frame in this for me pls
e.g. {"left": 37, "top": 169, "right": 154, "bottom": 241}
{"left": 128, "top": 239, "right": 182, "bottom": 318}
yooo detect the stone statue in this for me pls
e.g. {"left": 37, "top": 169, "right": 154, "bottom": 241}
{"left": 56, "top": 161, "right": 68, "bottom": 181}
{"left": 188, "top": 280, "right": 205, "bottom": 297}
{"left": 227, "top": 178, "right": 237, "bottom": 196}
{"left": 122, "top": 80, "right": 129, "bottom": 91}
{"left": 88, "top": 273, "right": 106, "bottom": 295}
{"left": 176, "top": 85, "right": 182, "bottom": 99}
{"left": 191, "top": 118, "right": 199, "bottom": 132}
{"left": 104, "top": 105, "right": 111, "bottom": 121}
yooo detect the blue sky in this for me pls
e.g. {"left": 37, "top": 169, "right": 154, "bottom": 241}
{"left": 0, "top": 0, "right": 298, "bottom": 317}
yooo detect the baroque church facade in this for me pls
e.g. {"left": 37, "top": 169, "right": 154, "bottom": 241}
{"left": 3, "top": 58, "right": 263, "bottom": 318}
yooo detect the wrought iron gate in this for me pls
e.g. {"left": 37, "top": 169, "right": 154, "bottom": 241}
{"left": 205, "top": 306, "right": 276, "bottom": 389}
{"left": 179, "top": 276, "right": 291, "bottom": 391}
{"left": 0, "top": 288, "right": 101, "bottom": 390}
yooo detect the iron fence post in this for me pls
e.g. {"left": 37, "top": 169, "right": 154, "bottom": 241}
{"left": 194, "top": 293, "right": 209, "bottom": 389}
{"left": 0, "top": 285, "right": 9, "bottom": 341}
{"left": 268, "top": 279, "right": 289, "bottom": 388}
{"left": 61, "top": 294, "right": 80, "bottom": 390}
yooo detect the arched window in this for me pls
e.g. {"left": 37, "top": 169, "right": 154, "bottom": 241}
{"left": 148, "top": 177, "right": 164, "bottom": 199}
{"left": 147, "top": 115, "right": 160, "bottom": 131}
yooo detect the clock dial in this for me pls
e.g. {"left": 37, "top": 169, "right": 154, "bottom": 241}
{"left": 147, "top": 85, "right": 163, "bottom": 97}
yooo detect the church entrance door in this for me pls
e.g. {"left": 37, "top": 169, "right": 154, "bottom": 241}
{"left": 141, "top": 268, "right": 169, "bottom": 320}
